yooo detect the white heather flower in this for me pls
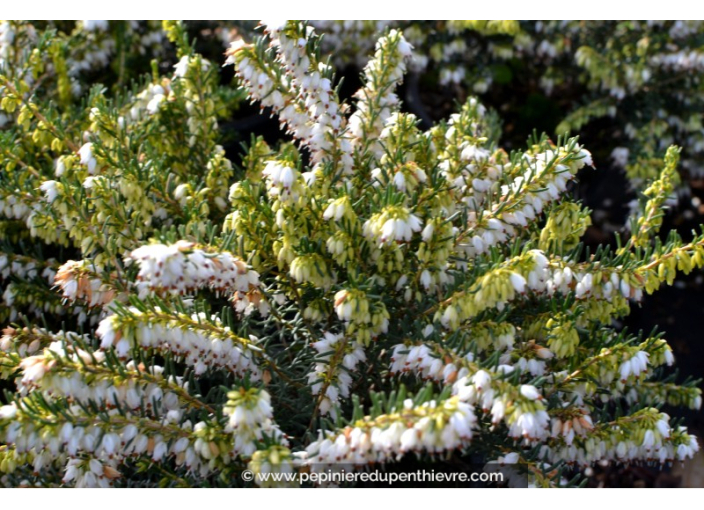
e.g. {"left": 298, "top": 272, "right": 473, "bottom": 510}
{"left": 395, "top": 274, "right": 408, "bottom": 291}
{"left": 497, "top": 452, "right": 519, "bottom": 465}
{"left": 101, "top": 433, "right": 119, "bottom": 456}
{"left": 490, "top": 399, "right": 506, "bottom": 424}
{"left": 578, "top": 148, "right": 594, "bottom": 167}
{"left": 619, "top": 351, "right": 649, "bottom": 382}
{"left": 377, "top": 214, "right": 422, "bottom": 244}
{"left": 260, "top": 20, "right": 288, "bottom": 35}
{"left": 400, "top": 428, "right": 419, "bottom": 452}
{"left": 510, "top": 409, "right": 550, "bottom": 440}
{"left": 421, "top": 222, "right": 434, "bottom": 242}
{"left": 263, "top": 161, "right": 297, "bottom": 192}
{"left": 147, "top": 93, "right": 165, "bottom": 114}
{"left": 461, "top": 144, "right": 490, "bottom": 162}
{"left": 83, "top": 176, "right": 100, "bottom": 189}
{"left": 301, "top": 171, "right": 317, "bottom": 185}
{"left": 509, "top": 272, "right": 527, "bottom": 294}
{"left": 40, "top": 180, "right": 59, "bottom": 203}
{"left": 520, "top": 384, "right": 541, "bottom": 401}
{"left": 0, "top": 404, "right": 17, "bottom": 420}
{"left": 323, "top": 197, "right": 351, "bottom": 221}
{"left": 472, "top": 235, "right": 484, "bottom": 253}
{"left": 535, "top": 346, "right": 554, "bottom": 360}
{"left": 333, "top": 290, "right": 353, "bottom": 321}
{"left": 308, "top": 332, "right": 366, "bottom": 419}
{"left": 656, "top": 419, "right": 671, "bottom": 439}
{"left": 95, "top": 319, "right": 116, "bottom": 351}
{"left": 472, "top": 370, "right": 491, "bottom": 392}
{"left": 127, "top": 241, "right": 260, "bottom": 299}
{"left": 77, "top": 142, "right": 98, "bottom": 173}
{"left": 174, "top": 56, "right": 190, "bottom": 78}
{"left": 78, "top": 143, "right": 92, "bottom": 163}
{"left": 55, "top": 158, "right": 66, "bottom": 176}
{"left": 96, "top": 308, "right": 261, "bottom": 379}
{"left": 664, "top": 348, "right": 675, "bottom": 366}
{"left": 620, "top": 279, "right": 631, "bottom": 298}
{"left": 441, "top": 305, "right": 458, "bottom": 329}
{"left": 397, "top": 38, "right": 413, "bottom": 57}
{"left": 152, "top": 441, "right": 168, "bottom": 461}
{"left": 302, "top": 398, "right": 475, "bottom": 466}
{"left": 224, "top": 388, "right": 287, "bottom": 456}
{"left": 174, "top": 183, "right": 190, "bottom": 201}
{"left": 642, "top": 430, "right": 656, "bottom": 451}
{"left": 392, "top": 171, "right": 407, "bottom": 191}
{"left": 420, "top": 270, "right": 432, "bottom": 290}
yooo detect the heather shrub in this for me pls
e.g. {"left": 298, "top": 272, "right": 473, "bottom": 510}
{"left": 0, "top": 20, "right": 701, "bottom": 488}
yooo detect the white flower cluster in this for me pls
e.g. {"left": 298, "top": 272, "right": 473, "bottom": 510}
{"left": 331, "top": 289, "right": 390, "bottom": 344}
{"left": 388, "top": 339, "right": 701, "bottom": 468}
{"left": 228, "top": 21, "right": 353, "bottom": 175}
{"left": 348, "top": 29, "right": 412, "bottom": 160}
{"left": 0, "top": 22, "right": 38, "bottom": 87}
{"left": 464, "top": 379, "right": 550, "bottom": 441}
{"left": 544, "top": 262, "right": 644, "bottom": 302}
{"left": 307, "top": 332, "right": 366, "bottom": 418}
{"left": 39, "top": 180, "right": 61, "bottom": 203}
{"left": 2, "top": 284, "right": 72, "bottom": 322}
{"left": 223, "top": 388, "right": 288, "bottom": 456}
{"left": 127, "top": 241, "right": 261, "bottom": 302}
{"left": 301, "top": 396, "right": 476, "bottom": 469}
{"left": 0, "top": 401, "right": 236, "bottom": 485}
{"left": 0, "top": 253, "right": 56, "bottom": 283}
{"left": 460, "top": 146, "right": 592, "bottom": 258}
{"left": 439, "top": 250, "right": 551, "bottom": 329}
{"left": 516, "top": 355, "right": 549, "bottom": 377}
{"left": 67, "top": 32, "right": 114, "bottom": 94}
{"left": 77, "top": 142, "right": 98, "bottom": 173}
{"left": 310, "top": 21, "right": 395, "bottom": 69}
{"left": 440, "top": 123, "right": 502, "bottom": 214}
{"left": 127, "top": 81, "right": 171, "bottom": 119}
{"left": 542, "top": 414, "right": 699, "bottom": 467}
{"left": 1, "top": 327, "right": 59, "bottom": 357}
{"left": 308, "top": 21, "right": 500, "bottom": 92}
{"left": 64, "top": 22, "right": 167, "bottom": 96}
{"left": 549, "top": 411, "right": 595, "bottom": 447}
{"left": 267, "top": 21, "right": 353, "bottom": 173}
{"left": 362, "top": 206, "right": 423, "bottom": 246}
{"left": 0, "top": 21, "right": 16, "bottom": 71}
{"left": 54, "top": 259, "right": 115, "bottom": 308}
{"left": 650, "top": 50, "right": 704, "bottom": 73}
{"left": 390, "top": 343, "right": 551, "bottom": 441}
{"left": 63, "top": 457, "right": 120, "bottom": 488}
{"left": 4, "top": 19, "right": 704, "bottom": 488}
{"left": 390, "top": 343, "right": 473, "bottom": 383}
{"left": 371, "top": 161, "right": 427, "bottom": 193}
{"left": 96, "top": 309, "right": 262, "bottom": 378}
{"left": 0, "top": 255, "right": 83, "bottom": 323}
{"left": 322, "top": 195, "right": 354, "bottom": 222}
{"left": 16, "top": 343, "right": 185, "bottom": 421}
{"left": 247, "top": 446, "right": 298, "bottom": 488}
{"left": 611, "top": 146, "right": 630, "bottom": 168}
{"left": 173, "top": 54, "right": 210, "bottom": 79}
{"left": 0, "top": 190, "right": 32, "bottom": 222}
{"left": 1, "top": 319, "right": 278, "bottom": 485}
{"left": 618, "top": 350, "right": 650, "bottom": 383}
{"left": 521, "top": 20, "right": 704, "bottom": 178}
{"left": 262, "top": 160, "right": 302, "bottom": 203}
